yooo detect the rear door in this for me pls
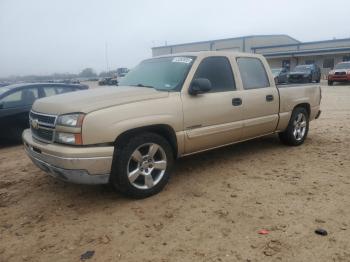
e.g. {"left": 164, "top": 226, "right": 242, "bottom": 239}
{"left": 181, "top": 56, "right": 244, "bottom": 154}
{"left": 236, "top": 57, "right": 279, "bottom": 139}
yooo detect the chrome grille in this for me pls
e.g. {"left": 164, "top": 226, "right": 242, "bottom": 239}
{"left": 31, "top": 128, "right": 54, "bottom": 141}
{"left": 30, "top": 111, "right": 56, "bottom": 126}
{"left": 29, "top": 111, "right": 57, "bottom": 143}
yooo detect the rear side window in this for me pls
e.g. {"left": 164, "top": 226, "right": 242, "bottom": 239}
{"left": 237, "top": 57, "right": 270, "bottom": 89}
{"left": 43, "top": 87, "right": 57, "bottom": 97}
{"left": 194, "top": 56, "right": 235, "bottom": 92}
{"left": 0, "top": 88, "right": 39, "bottom": 108}
{"left": 56, "top": 87, "right": 75, "bottom": 94}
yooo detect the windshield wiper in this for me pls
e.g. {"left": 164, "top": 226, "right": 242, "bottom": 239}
{"left": 132, "top": 83, "right": 155, "bottom": 89}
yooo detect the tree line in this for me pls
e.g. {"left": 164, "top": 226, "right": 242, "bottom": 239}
{"left": 0, "top": 68, "right": 119, "bottom": 83}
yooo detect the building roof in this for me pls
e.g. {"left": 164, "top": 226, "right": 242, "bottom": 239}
{"left": 251, "top": 36, "right": 350, "bottom": 58}
{"left": 252, "top": 37, "right": 350, "bottom": 51}
{"left": 261, "top": 47, "right": 350, "bottom": 58}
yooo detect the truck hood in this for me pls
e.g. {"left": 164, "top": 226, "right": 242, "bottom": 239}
{"left": 333, "top": 69, "right": 348, "bottom": 73}
{"left": 32, "top": 86, "right": 169, "bottom": 115}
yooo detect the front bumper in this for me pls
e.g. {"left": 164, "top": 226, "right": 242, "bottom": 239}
{"left": 23, "top": 129, "right": 114, "bottom": 185}
{"left": 328, "top": 75, "right": 350, "bottom": 82}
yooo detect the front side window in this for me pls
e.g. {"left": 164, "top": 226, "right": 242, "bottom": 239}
{"left": 193, "top": 56, "right": 235, "bottom": 92}
{"left": 0, "top": 88, "right": 39, "bottom": 109}
{"left": 118, "top": 56, "right": 195, "bottom": 91}
{"left": 237, "top": 57, "right": 270, "bottom": 89}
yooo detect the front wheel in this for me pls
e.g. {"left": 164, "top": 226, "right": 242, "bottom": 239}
{"left": 279, "top": 107, "right": 309, "bottom": 146}
{"left": 110, "top": 132, "right": 174, "bottom": 198}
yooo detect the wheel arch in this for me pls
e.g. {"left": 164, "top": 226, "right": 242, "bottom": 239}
{"left": 293, "top": 103, "right": 310, "bottom": 117}
{"left": 114, "top": 124, "right": 178, "bottom": 158}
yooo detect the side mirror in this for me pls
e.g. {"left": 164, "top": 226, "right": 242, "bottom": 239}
{"left": 189, "top": 78, "right": 212, "bottom": 95}
{"left": 274, "top": 76, "right": 279, "bottom": 85}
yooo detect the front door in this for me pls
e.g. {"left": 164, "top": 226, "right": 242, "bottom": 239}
{"left": 181, "top": 56, "right": 244, "bottom": 154}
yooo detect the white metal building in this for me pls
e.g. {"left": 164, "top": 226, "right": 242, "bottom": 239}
{"left": 152, "top": 35, "right": 350, "bottom": 78}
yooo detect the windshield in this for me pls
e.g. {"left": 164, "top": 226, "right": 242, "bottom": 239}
{"left": 118, "top": 56, "right": 195, "bottom": 91}
{"left": 335, "top": 62, "right": 350, "bottom": 69}
{"left": 0, "top": 87, "right": 9, "bottom": 97}
{"left": 293, "top": 65, "right": 312, "bottom": 73}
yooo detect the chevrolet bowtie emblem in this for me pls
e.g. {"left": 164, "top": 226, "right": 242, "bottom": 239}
{"left": 31, "top": 119, "right": 39, "bottom": 129}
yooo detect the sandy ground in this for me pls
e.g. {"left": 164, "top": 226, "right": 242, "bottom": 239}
{"left": 0, "top": 83, "right": 349, "bottom": 262}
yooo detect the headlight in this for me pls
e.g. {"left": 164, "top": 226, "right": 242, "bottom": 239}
{"left": 55, "top": 113, "right": 85, "bottom": 145}
{"left": 55, "top": 132, "right": 83, "bottom": 145}
{"left": 57, "top": 113, "right": 85, "bottom": 127}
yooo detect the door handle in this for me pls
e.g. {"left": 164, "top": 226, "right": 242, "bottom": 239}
{"left": 266, "top": 95, "right": 274, "bottom": 102}
{"left": 232, "top": 98, "right": 242, "bottom": 106}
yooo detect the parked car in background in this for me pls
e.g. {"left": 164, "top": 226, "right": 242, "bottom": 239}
{"left": 0, "top": 83, "right": 88, "bottom": 142}
{"left": 98, "top": 68, "right": 130, "bottom": 86}
{"left": 98, "top": 77, "right": 119, "bottom": 86}
{"left": 271, "top": 67, "right": 289, "bottom": 84}
{"left": 0, "top": 82, "right": 11, "bottom": 87}
{"left": 116, "top": 67, "right": 129, "bottom": 78}
{"left": 288, "top": 64, "right": 321, "bottom": 83}
{"left": 327, "top": 61, "right": 350, "bottom": 85}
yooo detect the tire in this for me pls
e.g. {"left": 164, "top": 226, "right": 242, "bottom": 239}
{"left": 308, "top": 77, "right": 313, "bottom": 83}
{"left": 110, "top": 132, "right": 174, "bottom": 198}
{"left": 279, "top": 107, "right": 309, "bottom": 146}
{"left": 328, "top": 80, "right": 333, "bottom": 86}
{"left": 316, "top": 78, "right": 320, "bottom": 83}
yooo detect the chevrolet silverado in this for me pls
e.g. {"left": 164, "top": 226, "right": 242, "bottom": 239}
{"left": 23, "top": 51, "right": 322, "bottom": 198}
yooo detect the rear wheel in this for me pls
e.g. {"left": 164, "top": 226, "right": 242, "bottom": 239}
{"left": 110, "top": 132, "right": 174, "bottom": 198}
{"left": 279, "top": 107, "right": 309, "bottom": 146}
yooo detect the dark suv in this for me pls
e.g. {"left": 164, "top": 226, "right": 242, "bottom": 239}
{"left": 288, "top": 64, "right": 321, "bottom": 83}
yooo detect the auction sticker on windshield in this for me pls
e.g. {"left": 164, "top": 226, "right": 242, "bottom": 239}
{"left": 172, "top": 57, "right": 193, "bottom": 64}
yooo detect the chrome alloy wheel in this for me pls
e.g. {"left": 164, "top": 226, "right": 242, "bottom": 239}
{"left": 127, "top": 143, "right": 167, "bottom": 190}
{"left": 293, "top": 113, "right": 307, "bottom": 141}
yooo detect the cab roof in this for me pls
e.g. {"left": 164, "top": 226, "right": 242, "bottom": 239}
{"left": 154, "top": 50, "right": 265, "bottom": 59}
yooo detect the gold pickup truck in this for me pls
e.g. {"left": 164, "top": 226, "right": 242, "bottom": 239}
{"left": 23, "top": 51, "right": 322, "bottom": 198}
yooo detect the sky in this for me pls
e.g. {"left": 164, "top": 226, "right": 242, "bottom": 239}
{"left": 0, "top": 0, "right": 349, "bottom": 77}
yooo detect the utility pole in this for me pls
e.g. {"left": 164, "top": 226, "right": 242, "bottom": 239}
{"left": 105, "top": 42, "right": 110, "bottom": 73}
